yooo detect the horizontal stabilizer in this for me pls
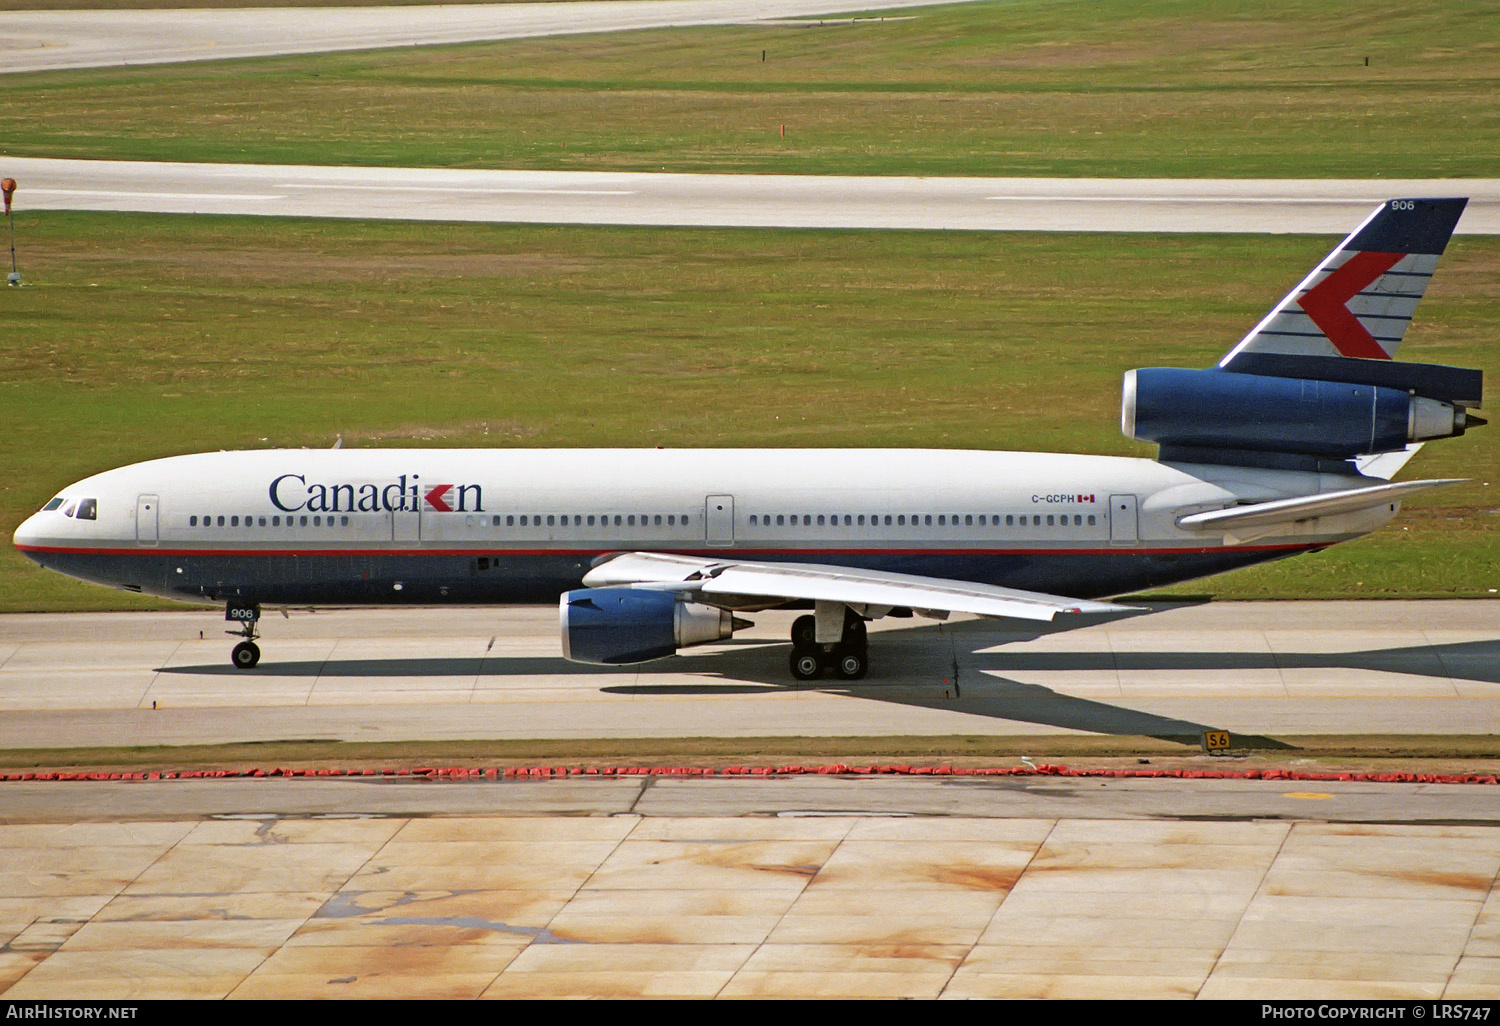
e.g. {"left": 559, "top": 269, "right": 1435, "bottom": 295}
{"left": 1354, "top": 444, "right": 1424, "bottom": 481}
{"left": 1176, "top": 478, "right": 1464, "bottom": 533}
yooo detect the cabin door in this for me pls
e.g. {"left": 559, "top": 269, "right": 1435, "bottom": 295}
{"left": 135, "top": 494, "right": 159, "bottom": 546}
{"left": 1108, "top": 494, "right": 1139, "bottom": 544}
{"left": 392, "top": 508, "right": 420, "bottom": 544}
{"left": 705, "top": 495, "right": 734, "bottom": 546}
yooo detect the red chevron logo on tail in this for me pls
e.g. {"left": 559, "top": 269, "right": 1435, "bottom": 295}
{"left": 1295, "top": 250, "right": 1403, "bottom": 360}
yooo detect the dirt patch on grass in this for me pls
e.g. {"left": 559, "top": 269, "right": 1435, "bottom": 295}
{"left": 35, "top": 244, "right": 608, "bottom": 286}
{"left": 347, "top": 419, "right": 542, "bottom": 443}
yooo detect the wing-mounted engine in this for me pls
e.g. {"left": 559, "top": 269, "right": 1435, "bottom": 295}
{"left": 560, "top": 588, "right": 745, "bottom": 664}
{"left": 1122, "top": 355, "right": 1483, "bottom": 469}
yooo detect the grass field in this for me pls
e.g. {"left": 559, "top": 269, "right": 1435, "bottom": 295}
{"left": 2, "top": 0, "right": 1498, "bottom": 177}
{"left": 3, "top": 212, "right": 1496, "bottom": 611}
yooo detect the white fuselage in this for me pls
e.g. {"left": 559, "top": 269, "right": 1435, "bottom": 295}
{"left": 13, "top": 447, "right": 1393, "bottom": 607}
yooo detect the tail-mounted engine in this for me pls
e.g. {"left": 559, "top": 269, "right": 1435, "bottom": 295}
{"left": 560, "top": 588, "right": 744, "bottom": 664}
{"left": 1123, "top": 353, "right": 1482, "bottom": 466}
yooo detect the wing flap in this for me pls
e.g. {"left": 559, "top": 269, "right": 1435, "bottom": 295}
{"left": 583, "top": 552, "right": 1133, "bottom": 622}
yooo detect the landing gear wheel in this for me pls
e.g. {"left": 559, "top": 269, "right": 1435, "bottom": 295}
{"left": 844, "top": 617, "right": 867, "bottom": 646}
{"left": 791, "top": 615, "right": 817, "bottom": 648}
{"left": 789, "top": 647, "right": 823, "bottom": 680}
{"left": 833, "top": 646, "right": 868, "bottom": 680}
{"left": 231, "top": 641, "right": 261, "bottom": 670}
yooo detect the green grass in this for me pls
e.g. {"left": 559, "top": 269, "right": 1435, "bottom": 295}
{"left": 2, "top": 0, "right": 1498, "bottom": 177}
{"left": 3, "top": 211, "right": 1497, "bottom": 610}
{"left": 3, "top": 735, "right": 1500, "bottom": 774}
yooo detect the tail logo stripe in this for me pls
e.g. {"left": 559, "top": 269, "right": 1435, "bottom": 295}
{"left": 1295, "top": 250, "right": 1403, "bottom": 359}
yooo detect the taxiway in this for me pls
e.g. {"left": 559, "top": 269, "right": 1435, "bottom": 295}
{"left": 1, "top": 601, "right": 1496, "bottom": 748}
{"left": 8, "top": 157, "right": 1500, "bottom": 233}
{"left": 0, "top": 0, "right": 961, "bottom": 75}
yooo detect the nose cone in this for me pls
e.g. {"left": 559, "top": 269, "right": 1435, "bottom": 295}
{"left": 13, "top": 511, "right": 46, "bottom": 561}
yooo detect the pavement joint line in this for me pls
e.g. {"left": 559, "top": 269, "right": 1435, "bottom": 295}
{"left": 140, "top": 638, "right": 181, "bottom": 710}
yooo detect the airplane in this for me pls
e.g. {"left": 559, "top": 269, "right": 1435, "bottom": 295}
{"left": 12, "top": 198, "right": 1483, "bottom": 678}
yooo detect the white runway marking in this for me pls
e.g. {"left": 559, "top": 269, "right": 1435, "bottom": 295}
{"left": 25, "top": 188, "right": 285, "bottom": 202}
{"left": 279, "top": 183, "right": 637, "bottom": 196}
{"left": 984, "top": 195, "right": 1371, "bottom": 205}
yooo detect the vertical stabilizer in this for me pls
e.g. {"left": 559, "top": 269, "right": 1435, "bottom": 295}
{"left": 1220, "top": 198, "right": 1467, "bottom": 368}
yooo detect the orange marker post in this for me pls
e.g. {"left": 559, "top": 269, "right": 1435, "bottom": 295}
{"left": 2, "top": 178, "right": 17, "bottom": 286}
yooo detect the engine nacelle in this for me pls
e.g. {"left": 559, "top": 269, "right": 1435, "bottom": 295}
{"left": 1123, "top": 367, "right": 1469, "bottom": 459}
{"left": 560, "top": 588, "right": 738, "bottom": 665}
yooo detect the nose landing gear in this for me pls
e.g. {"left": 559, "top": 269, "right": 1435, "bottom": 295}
{"left": 225, "top": 603, "right": 261, "bottom": 669}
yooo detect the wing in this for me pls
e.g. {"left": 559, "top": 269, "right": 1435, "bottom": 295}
{"left": 581, "top": 551, "right": 1136, "bottom": 623}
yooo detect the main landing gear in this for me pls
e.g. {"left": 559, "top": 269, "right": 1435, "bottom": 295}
{"left": 225, "top": 603, "right": 261, "bottom": 669}
{"left": 789, "top": 609, "right": 869, "bottom": 681}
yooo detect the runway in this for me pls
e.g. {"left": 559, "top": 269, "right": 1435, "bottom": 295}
{"left": 8, "top": 157, "right": 1500, "bottom": 233}
{"left": 0, "top": 0, "right": 958, "bottom": 75}
{"left": 1, "top": 601, "right": 1497, "bottom": 748}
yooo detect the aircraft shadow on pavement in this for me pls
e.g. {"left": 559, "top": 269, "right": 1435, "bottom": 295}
{"left": 158, "top": 608, "right": 1500, "bottom": 746}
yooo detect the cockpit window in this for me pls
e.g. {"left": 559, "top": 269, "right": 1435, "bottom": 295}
{"left": 61, "top": 502, "right": 76, "bottom": 518}
{"left": 42, "top": 498, "right": 64, "bottom": 512}
{"left": 77, "top": 498, "right": 97, "bottom": 521}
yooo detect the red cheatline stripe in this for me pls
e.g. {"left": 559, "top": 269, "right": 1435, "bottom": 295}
{"left": 15, "top": 543, "right": 1324, "bottom": 558}
{"left": 3, "top": 764, "right": 1494, "bottom": 784}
